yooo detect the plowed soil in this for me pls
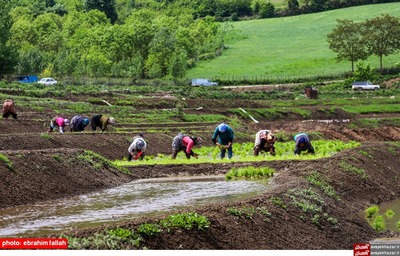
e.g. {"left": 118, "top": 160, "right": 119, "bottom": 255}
{"left": 0, "top": 102, "right": 400, "bottom": 249}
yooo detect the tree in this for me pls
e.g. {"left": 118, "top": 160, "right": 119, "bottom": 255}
{"left": 0, "top": 0, "right": 17, "bottom": 78}
{"left": 327, "top": 19, "right": 368, "bottom": 72}
{"left": 287, "top": 0, "right": 299, "bottom": 15}
{"left": 83, "top": 0, "right": 118, "bottom": 23}
{"left": 259, "top": 1, "right": 275, "bottom": 18}
{"left": 362, "top": 14, "right": 400, "bottom": 73}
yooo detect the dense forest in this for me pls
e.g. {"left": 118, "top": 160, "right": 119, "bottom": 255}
{"left": 0, "top": 0, "right": 399, "bottom": 81}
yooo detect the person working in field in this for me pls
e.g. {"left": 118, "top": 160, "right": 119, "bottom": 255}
{"left": 128, "top": 134, "right": 147, "bottom": 161}
{"left": 48, "top": 116, "right": 69, "bottom": 133}
{"left": 294, "top": 132, "right": 315, "bottom": 155}
{"left": 171, "top": 132, "right": 202, "bottom": 159}
{"left": 254, "top": 130, "right": 277, "bottom": 156}
{"left": 90, "top": 114, "right": 115, "bottom": 132}
{"left": 70, "top": 115, "right": 90, "bottom": 132}
{"left": 212, "top": 123, "right": 234, "bottom": 159}
{"left": 2, "top": 99, "right": 17, "bottom": 119}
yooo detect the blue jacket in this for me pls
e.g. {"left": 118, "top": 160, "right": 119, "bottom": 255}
{"left": 212, "top": 125, "right": 234, "bottom": 145}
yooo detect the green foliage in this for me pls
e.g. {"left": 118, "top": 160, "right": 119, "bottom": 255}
{"left": 78, "top": 150, "right": 130, "bottom": 174}
{"left": 327, "top": 19, "right": 367, "bottom": 72}
{"left": 159, "top": 212, "right": 210, "bottom": 231}
{"left": 353, "top": 61, "right": 375, "bottom": 81}
{"left": 387, "top": 147, "right": 397, "bottom": 156}
{"left": 359, "top": 150, "right": 373, "bottom": 158}
{"left": 65, "top": 211, "right": 210, "bottom": 249}
{"left": 52, "top": 154, "right": 61, "bottom": 161}
{"left": 137, "top": 223, "right": 161, "bottom": 237}
{"left": 338, "top": 161, "right": 366, "bottom": 178}
{"left": 108, "top": 227, "right": 135, "bottom": 239}
{"left": 385, "top": 209, "right": 395, "bottom": 218}
{"left": 288, "top": 188, "right": 323, "bottom": 214}
{"left": 270, "top": 196, "right": 287, "bottom": 211}
{"left": 227, "top": 207, "right": 242, "bottom": 217}
{"left": 40, "top": 132, "right": 52, "bottom": 140}
{"left": 0, "top": 154, "right": 14, "bottom": 171}
{"left": 365, "top": 205, "right": 379, "bottom": 218}
{"left": 372, "top": 215, "right": 386, "bottom": 233}
{"left": 66, "top": 230, "right": 141, "bottom": 249}
{"left": 226, "top": 166, "right": 275, "bottom": 180}
{"left": 306, "top": 171, "right": 340, "bottom": 200}
{"left": 188, "top": 3, "right": 400, "bottom": 81}
{"left": 363, "top": 14, "right": 400, "bottom": 72}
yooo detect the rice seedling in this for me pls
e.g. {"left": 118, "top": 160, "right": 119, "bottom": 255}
{"left": 115, "top": 140, "right": 360, "bottom": 166}
{"left": 385, "top": 209, "right": 395, "bottom": 218}
{"left": 338, "top": 161, "right": 366, "bottom": 179}
{"left": 372, "top": 215, "right": 386, "bottom": 233}
{"left": 225, "top": 166, "right": 275, "bottom": 180}
{"left": 365, "top": 205, "right": 379, "bottom": 219}
{"left": 270, "top": 196, "right": 288, "bottom": 211}
{"left": 306, "top": 171, "right": 340, "bottom": 200}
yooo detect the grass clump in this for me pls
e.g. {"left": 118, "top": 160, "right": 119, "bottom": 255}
{"left": 160, "top": 212, "right": 210, "bottom": 231}
{"left": 40, "top": 133, "right": 52, "bottom": 140}
{"left": 365, "top": 205, "right": 379, "bottom": 218}
{"left": 385, "top": 209, "right": 395, "bottom": 218}
{"left": 137, "top": 223, "right": 162, "bottom": 237}
{"left": 226, "top": 166, "right": 275, "bottom": 180}
{"left": 372, "top": 215, "right": 386, "bottom": 233}
{"left": 0, "top": 154, "right": 14, "bottom": 171}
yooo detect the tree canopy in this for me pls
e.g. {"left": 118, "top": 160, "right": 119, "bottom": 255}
{"left": 327, "top": 15, "right": 400, "bottom": 73}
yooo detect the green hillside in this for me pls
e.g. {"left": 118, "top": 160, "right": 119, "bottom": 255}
{"left": 187, "top": 3, "right": 400, "bottom": 80}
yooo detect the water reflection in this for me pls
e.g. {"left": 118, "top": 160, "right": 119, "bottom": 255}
{"left": 0, "top": 177, "right": 267, "bottom": 237}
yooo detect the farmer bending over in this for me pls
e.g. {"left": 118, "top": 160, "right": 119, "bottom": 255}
{"left": 254, "top": 130, "right": 277, "bottom": 156}
{"left": 294, "top": 132, "right": 315, "bottom": 155}
{"left": 128, "top": 134, "right": 147, "bottom": 161}
{"left": 2, "top": 99, "right": 17, "bottom": 119}
{"left": 91, "top": 114, "right": 115, "bottom": 132}
{"left": 48, "top": 116, "right": 69, "bottom": 133}
{"left": 171, "top": 132, "right": 202, "bottom": 159}
{"left": 70, "top": 115, "right": 90, "bottom": 132}
{"left": 212, "top": 123, "right": 234, "bottom": 159}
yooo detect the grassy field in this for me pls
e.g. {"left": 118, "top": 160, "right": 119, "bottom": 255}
{"left": 187, "top": 3, "right": 400, "bottom": 80}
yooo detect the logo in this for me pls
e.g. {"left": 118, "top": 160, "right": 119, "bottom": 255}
{"left": 354, "top": 243, "right": 370, "bottom": 256}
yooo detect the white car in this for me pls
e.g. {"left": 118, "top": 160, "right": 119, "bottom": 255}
{"left": 191, "top": 78, "right": 218, "bottom": 86}
{"left": 352, "top": 81, "right": 380, "bottom": 91}
{"left": 38, "top": 78, "right": 57, "bottom": 86}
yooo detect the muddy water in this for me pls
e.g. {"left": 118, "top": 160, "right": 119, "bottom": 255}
{"left": 0, "top": 176, "right": 268, "bottom": 237}
{"left": 375, "top": 198, "right": 400, "bottom": 231}
{"left": 360, "top": 198, "right": 400, "bottom": 231}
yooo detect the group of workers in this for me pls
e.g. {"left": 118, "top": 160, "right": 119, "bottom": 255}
{"left": 128, "top": 122, "right": 315, "bottom": 161}
{"left": 2, "top": 99, "right": 315, "bottom": 161}
{"left": 47, "top": 114, "right": 115, "bottom": 133}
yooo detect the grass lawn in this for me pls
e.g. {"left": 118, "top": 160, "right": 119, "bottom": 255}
{"left": 187, "top": 3, "right": 400, "bottom": 80}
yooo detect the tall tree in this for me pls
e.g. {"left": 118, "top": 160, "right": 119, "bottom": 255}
{"left": 327, "top": 19, "right": 368, "bottom": 72}
{"left": 362, "top": 14, "right": 400, "bottom": 73}
{"left": 0, "top": 0, "right": 18, "bottom": 78}
{"left": 83, "top": 0, "right": 118, "bottom": 23}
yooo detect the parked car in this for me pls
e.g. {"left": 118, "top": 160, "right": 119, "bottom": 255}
{"left": 191, "top": 78, "right": 218, "bottom": 86}
{"left": 38, "top": 78, "right": 57, "bottom": 86}
{"left": 352, "top": 81, "right": 380, "bottom": 91}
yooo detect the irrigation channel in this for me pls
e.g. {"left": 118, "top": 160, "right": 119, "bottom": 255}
{"left": 0, "top": 175, "right": 269, "bottom": 237}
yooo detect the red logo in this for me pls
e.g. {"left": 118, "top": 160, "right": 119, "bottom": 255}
{"left": 354, "top": 243, "right": 370, "bottom": 256}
